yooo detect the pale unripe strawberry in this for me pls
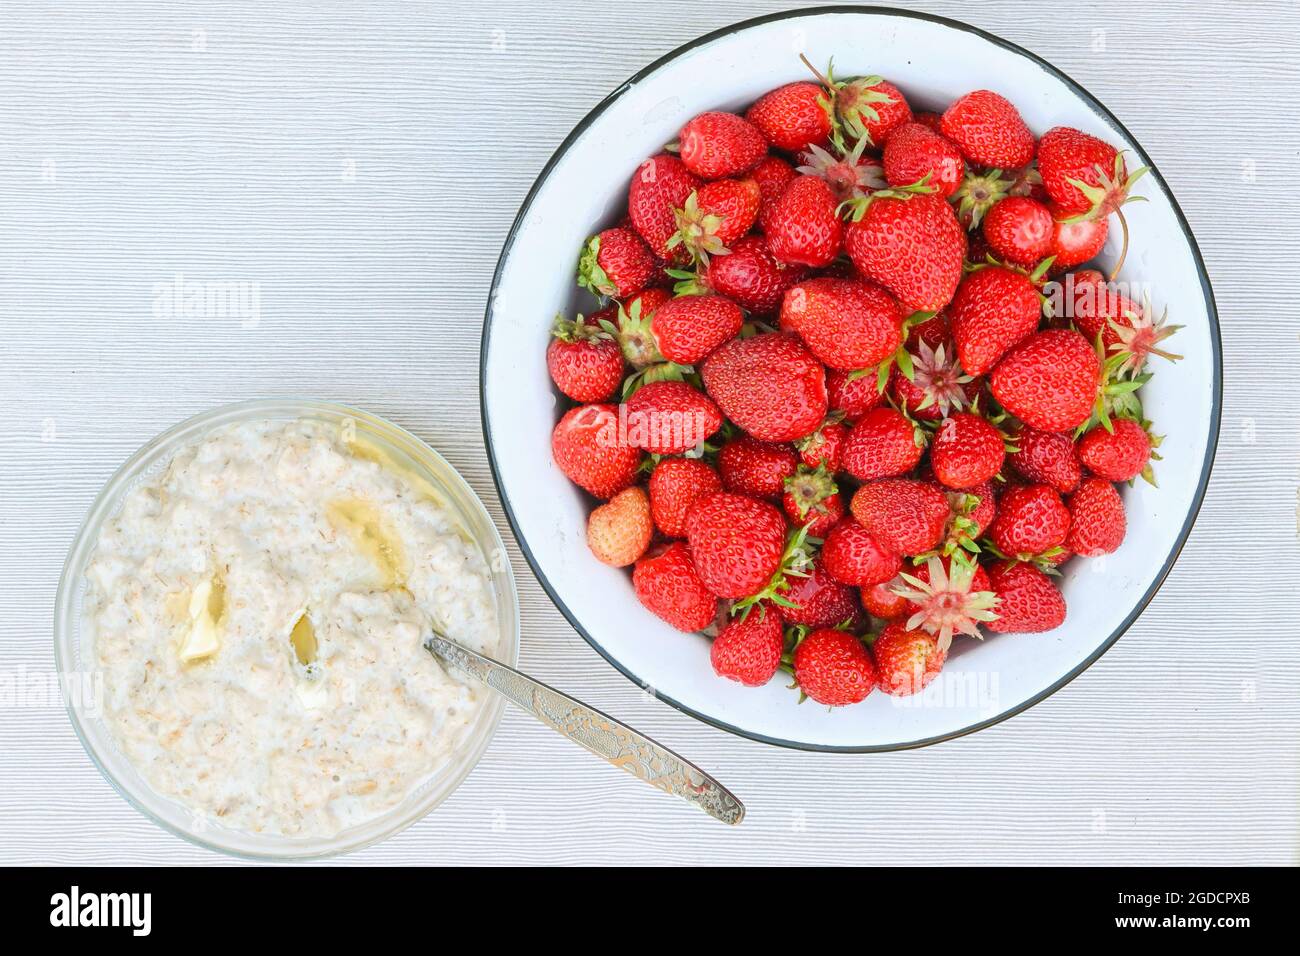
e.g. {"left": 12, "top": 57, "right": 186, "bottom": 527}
{"left": 587, "top": 487, "right": 653, "bottom": 567}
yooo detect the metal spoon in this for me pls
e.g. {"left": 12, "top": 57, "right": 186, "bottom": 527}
{"left": 424, "top": 628, "right": 744, "bottom": 825}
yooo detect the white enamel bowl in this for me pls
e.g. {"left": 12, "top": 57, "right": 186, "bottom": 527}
{"left": 481, "top": 7, "right": 1220, "bottom": 751}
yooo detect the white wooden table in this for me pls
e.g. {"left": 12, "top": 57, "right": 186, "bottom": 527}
{"left": 2, "top": 0, "right": 1296, "bottom": 865}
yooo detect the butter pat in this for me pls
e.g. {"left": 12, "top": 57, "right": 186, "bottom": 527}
{"left": 178, "top": 577, "right": 222, "bottom": 662}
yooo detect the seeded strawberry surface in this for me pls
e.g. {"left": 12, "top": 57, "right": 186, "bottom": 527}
{"left": 701, "top": 333, "right": 828, "bottom": 442}
{"left": 549, "top": 63, "right": 1175, "bottom": 707}
{"left": 711, "top": 603, "right": 784, "bottom": 686}
{"left": 950, "top": 265, "right": 1043, "bottom": 377}
{"left": 686, "top": 492, "right": 788, "bottom": 599}
{"left": 633, "top": 542, "right": 719, "bottom": 632}
{"left": 648, "top": 457, "right": 722, "bottom": 538}
{"left": 793, "top": 628, "right": 877, "bottom": 706}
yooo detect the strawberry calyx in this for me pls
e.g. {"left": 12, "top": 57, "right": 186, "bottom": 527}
{"left": 1059, "top": 152, "right": 1149, "bottom": 224}
{"left": 1079, "top": 336, "right": 1152, "bottom": 436}
{"left": 799, "top": 55, "right": 896, "bottom": 149}
{"left": 889, "top": 555, "right": 999, "bottom": 651}
{"left": 576, "top": 235, "right": 617, "bottom": 298}
{"left": 734, "top": 522, "right": 817, "bottom": 619}
{"left": 980, "top": 541, "right": 1067, "bottom": 576}
{"left": 553, "top": 312, "right": 614, "bottom": 344}
{"left": 904, "top": 339, "right": 973, "bottom": 416}
{"left": 667, "top": 191, "right": 730, "bottom": 265}
{"left": 951, "top": 168, "right": 1011, "bottom": 230}
{"left": 784, "top": 463, "right": 839, "bottom": 520}
{"left": 840, "top": 179, "right": 934, "bottom": 222}
{"left": 936, "top": 490, "right": 986, "bottom": 558}
{"left": 1005, "top": 164, "right": 1043, "bottom": 198}
{"left": 666, "top": 266, "right": 709, "bottom": 297}
{"left": 606, "top": 298, "right": 664, "bottom": 368}
{"left": 1108, "top": 292, "right": 1184, "bottom": 377}
{"left": 619, "top": 360, "right": 695, "bottom": 401}
{"left": 796, "top": 137, "right": 886, "bottom": 203}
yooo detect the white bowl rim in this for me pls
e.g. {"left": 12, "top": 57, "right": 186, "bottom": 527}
{"left": 54, "top": 397, "right": 521, "bottom": 858}
{"left": 480, "top": 5, "right": 1223, "bottom": 753}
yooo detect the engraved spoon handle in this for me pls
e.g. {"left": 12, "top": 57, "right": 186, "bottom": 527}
{"left": 424, "top": 630, "right": 744, "bottom": 825}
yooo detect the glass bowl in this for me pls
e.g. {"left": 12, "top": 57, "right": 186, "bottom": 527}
{"left": 54, "top": 399, "right": 520, "bottom": 859}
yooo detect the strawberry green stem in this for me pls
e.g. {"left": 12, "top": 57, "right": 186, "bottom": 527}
{"left": 1107, "top": 208, "right": 1130, "bottom": 282}
{"left": 799, "top": 53, "right": 833, "bottom": 91}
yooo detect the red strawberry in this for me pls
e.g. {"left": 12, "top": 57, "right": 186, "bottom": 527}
{"left": 701, "top": 333, "right": 828, "bottom": 442}
{"left": 891, "top": 555, "right": 997, "bottom": 647}
{"left": 990, "top": 329, "right": 1100, "bottom": 432}
{"left": 577, "top": 227, "right": 655, "bottom": 299}
{"left": 746, "top": 81, "right": 833, "bottom": 152}
{"left": 888, "top": 339, "right": 976, "bottom": 421}
{"left": 678, "top": 111, "right": 767, "bottom": 179}
{"left": 765, "top": 175, "right": 844, "bottom": 268}
{"left": 778, "top": 558, "right": 861, "bottom": 628}
{"left": 930, "top": 412, "right": 1006, "bottom": 489}
{"left": 989, "top": 484, "right": 1070, "bottom": 557}
{"left": 669, "top": 179, "right": 761, "bottom": 263}
{"left": 840, "top": 407, "right": 925, "bottom": 481}
{"left": 949, "top": 265, "right": 1042, "bottom": 376}
{"left": 648, "top": 457, "right": 722, "bottom": 537}
{"left": 718, "top": 435, "right": 798, "bottom": 501}
{"left": 624, "top": 381, "right": 722, "bottom": 455}
{"left": 872, "top": 620, "right": 947, "bottom": 696}
{"left": 796, "top": 419, "right": 849, "bottom": 470}
{"left": 821, "top": 517, "right": 902, "bottom": 587}
{"left": 552, "top": 403, "right": 642, "bottom": 499}
{"left": 844, "top": 194, "right": 966, "bottom": 312}
{"left": 850, "top": 479, "right": 950, "bottom": 555}
{"left": 633, "top": 541, "right": 718, "bottom": 632}
{"left": 827, "top": 367, "right": 885, "bottom": 421}
{"left": 751, "top": 155, "right": 796, "bottom": 232}
{"left": 1007, "top": 426, "right": 1082, "bottom": 494}
{"left": 1049, "top": 205, "right": 1107, "bottom": 268}
{"left": 781, "top": 464, "right": 845, "bottom": 537}
{"left": 985, "top": 562, "right": 1066, "bottom": 633}
{"left": 1077, "top": 418, "right": 1151, "bottom": 482}
{"left": 586, "top": 486, "right": 653, "bottom": 567}
{"left": 793, "top": 628, "right": 876, "bottom": 706}
{"left": 623, "top": 293, "right": 743, "bottom": 366}
{"left": 862, "top": 578, "right": 909, "bottom": 619}
{"left": 1066, "top": 476, "right": 1126, "bottom": 556}
{"left": 779, "top": 278, "right": 904, "bottom": 370}
{"left": 882, "top": 122, "right": 964, "bottom": 198}
{"left": 940, "top": 90, "right": 1035, "bottom": 169}
{"left": 686, "top": 492, "right": 787, "bottom": 598}
{"left": 796, "top": 138, "right": 886, "bottom": 203}
{"left": 1037, "top": 126, "right": 1141, "bottom": 218}
{"left": 627, "top": 154, "right": 701, "bottom": 259}
{"left": 546, "top": 315, "right": 624, "bottom": 402}
{"left": 711, "top": 603, "right": 784, "bottom": 686}
{"left": 695, "top": 234, "right": 804, "bottom": 315}
{"left": 982, "top": 196, "right": 1054, "bottom": 267}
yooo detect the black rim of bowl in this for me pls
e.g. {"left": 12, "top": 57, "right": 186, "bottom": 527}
{"left": 479, "top": 4, "right": 1223, "bottom": 753}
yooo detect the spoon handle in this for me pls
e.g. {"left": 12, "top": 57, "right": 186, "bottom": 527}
{"left": 424, "top": 631, "right": 744, "bottom": 825}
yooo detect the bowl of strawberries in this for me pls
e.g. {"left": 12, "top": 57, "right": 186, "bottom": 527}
{"left": 482, "top": 7, "right": 1220, "bottom": 750}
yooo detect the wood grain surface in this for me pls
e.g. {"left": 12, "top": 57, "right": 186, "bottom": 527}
{"left": 1, "top": 0, "right": 1297, "bottom": 865}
